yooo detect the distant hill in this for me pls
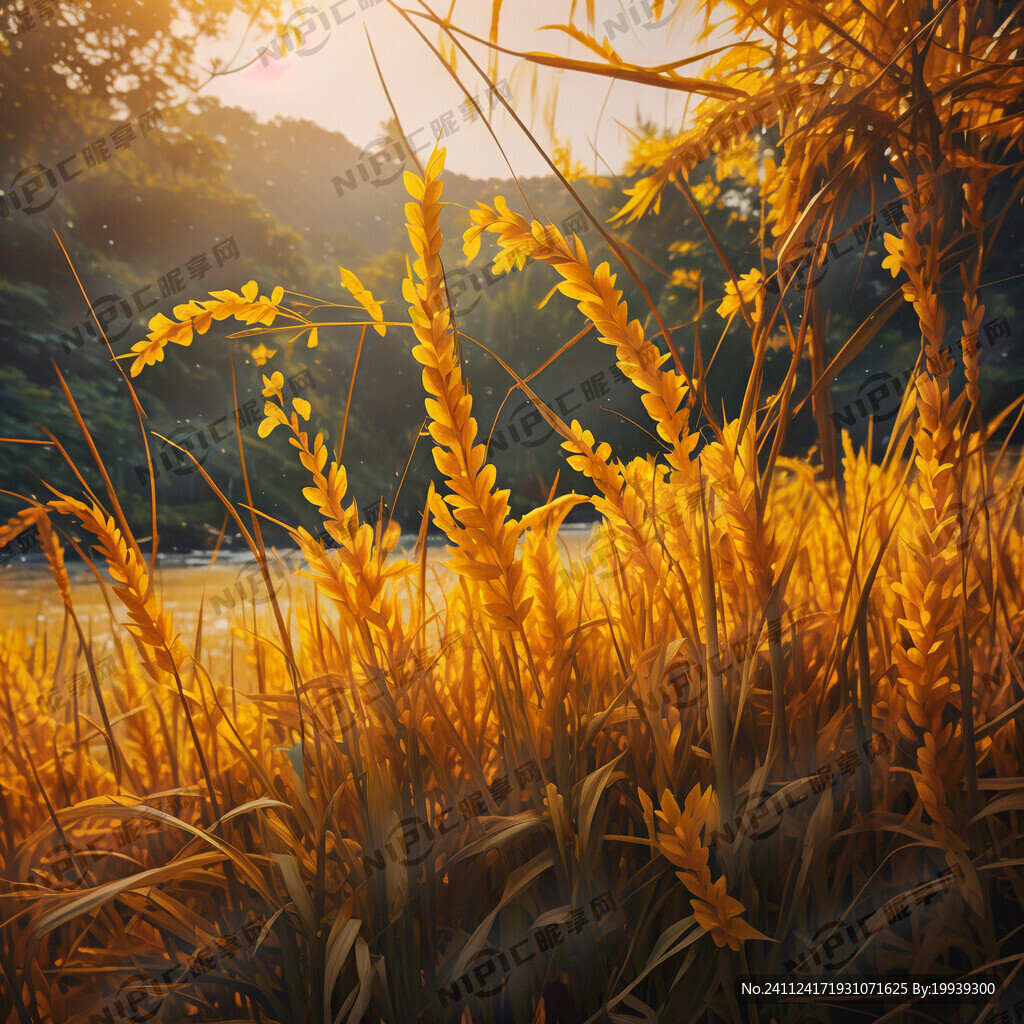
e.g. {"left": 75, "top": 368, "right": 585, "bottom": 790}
{"left": 189, "top": 100, "right": 599, "bottom": 259}
{"left": 11, "top": 97, "right": 1013, "bottom": 553}
{"left": 0, "top": 99, "right": 649, "bottom": 548}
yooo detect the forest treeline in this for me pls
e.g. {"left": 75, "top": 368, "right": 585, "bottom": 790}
{"left": 1, "top": 97, "right": 1020, "bottom": 549}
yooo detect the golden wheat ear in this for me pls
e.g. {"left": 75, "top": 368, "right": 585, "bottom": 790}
{"left": 47, "top": 496, "right": 186, "bottom": 678}
{"left": 462, "top": 202, "right": 697, "bottom": 475}
{"left": 403, "top": 146, "right": 529, "bottom": 633}
{"left": 654, "top": 784, "right": 766, "bottom": 949}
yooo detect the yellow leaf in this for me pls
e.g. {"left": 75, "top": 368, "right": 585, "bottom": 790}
{"left": 426, "top": 146, "right": 446, "bottom": 182}
{"left": 463, "top": 225, "right": 483, "bottom": 262}
{"left": 338, "top": 267, "right": 385, "bottom": 337}
{"left": 448, "top": 557, "right": 503, "bottom": 581}
{"left": 404, "top": 171, "right": 425, "bottom": 202}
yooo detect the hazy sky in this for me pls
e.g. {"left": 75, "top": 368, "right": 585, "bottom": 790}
{"left": 197, "top": 0, "right": 706, "bottom": 179}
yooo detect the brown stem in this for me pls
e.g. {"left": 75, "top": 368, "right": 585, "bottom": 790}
{"left": 810, "top": 292, "right": 837, "bottom": 481}
{"left": 855, "top": 618, "right": 873, "bottom": 814}
{"left": 956, "top": 627, "right": 979, "bottom": 819}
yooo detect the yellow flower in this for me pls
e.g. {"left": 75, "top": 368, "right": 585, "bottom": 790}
{"left": 670, "top": 268, "right": 702, "bottom": 291}
{"left": 258, "top": 402, "right": 289, "bottom": 438}
{"left": 292, "top": 398, "right": 311, "bottom": 421}
{"left": 717, "top": 268, "right": 764, "bottom": 324}
{"left": 669, "top": 240, "right": 700, "bottom": 256}
{"left": 262, "top": 372, "right": 285, "bottom": 400}
{"left": 251, "top": 343, "right": 277, "bottom": 366}
{"left": 691, "top": 177, "right": 721, "bottom": 206}
{"left": 881, "top": 233, "right": 904, "bottom": 278}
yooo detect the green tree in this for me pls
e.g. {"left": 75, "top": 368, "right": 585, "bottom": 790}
{"left": 0, "top": 0, "right": 287, "bottom": 154}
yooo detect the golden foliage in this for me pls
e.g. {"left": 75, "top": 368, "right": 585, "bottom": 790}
{"left": 45, "top": 496, "right": 188, "bottom": 678}
{"left": 3, "top": 5, "right": 1024, "bottom": 1020}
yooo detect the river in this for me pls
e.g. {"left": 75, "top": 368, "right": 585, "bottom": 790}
{"left": 0, "top": 524, "right": 599, "bottom": 643}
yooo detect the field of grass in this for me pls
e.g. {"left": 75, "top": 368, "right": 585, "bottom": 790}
{"left": 3, "top": 1, "right": 1024, "bottom": 1022}
{"left": 0, "top": 146, "right": 1022, "bottom": 1022}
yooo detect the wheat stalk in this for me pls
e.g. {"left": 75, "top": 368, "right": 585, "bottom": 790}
{"left": 47, "top": 496, "right": 187, "bottom": 679}
{"left": 404, "top": 149, "right": 529, "bottom": 635}
{"left": 654, "top": 784, "right": 765, "bottom": 950}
